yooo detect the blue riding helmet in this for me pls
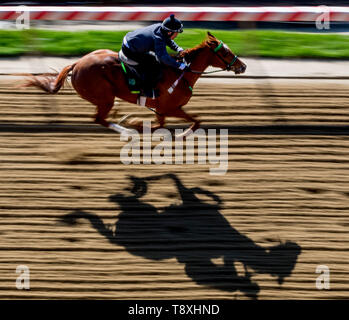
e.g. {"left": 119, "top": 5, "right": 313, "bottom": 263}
{"left": 161, "top": 14, "right": 183, "bottom": 33}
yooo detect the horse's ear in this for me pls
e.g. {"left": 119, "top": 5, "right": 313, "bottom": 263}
{"left": 207, "top": 31, "right": 216, "bottom": 39}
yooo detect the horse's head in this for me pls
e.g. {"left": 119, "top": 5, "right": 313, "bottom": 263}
{"left": 206, "top": 32, "right": 246, "bottom": 74}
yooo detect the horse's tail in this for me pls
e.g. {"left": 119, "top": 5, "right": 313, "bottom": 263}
{"left": 22, "top": 63, "right": 76, "bottom": 94}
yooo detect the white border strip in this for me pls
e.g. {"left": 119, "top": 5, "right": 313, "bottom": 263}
{"left": 1, "top": 6, "right": 349, "bottom": 21}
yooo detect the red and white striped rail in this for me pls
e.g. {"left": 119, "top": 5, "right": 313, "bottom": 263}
{"left": 0, "top": 6, "right": 348, "bottom": 22}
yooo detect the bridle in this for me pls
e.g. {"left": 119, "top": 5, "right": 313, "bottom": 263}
{"left": 211, "top": 41, "right": 238, "bottom": 71}
{"left": 188, "top": 40, "right": 239, "bottom": 74}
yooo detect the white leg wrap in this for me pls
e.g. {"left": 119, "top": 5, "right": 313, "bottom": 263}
{"left": 109, "top": 123, "right": 135, "bottom": 135}
{"left": 137, "top": 96, "right": 147, "bottom": 106}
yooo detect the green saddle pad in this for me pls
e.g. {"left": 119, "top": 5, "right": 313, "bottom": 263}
{"left": 120, "top": 60, "right": 141, "bottom": 95}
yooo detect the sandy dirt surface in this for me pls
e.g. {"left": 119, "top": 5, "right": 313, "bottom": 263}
{"left": 0, "top": 78, "right": 348, "bottom": 299}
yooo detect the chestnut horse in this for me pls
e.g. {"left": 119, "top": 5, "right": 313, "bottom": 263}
{"left": 24, "top": 32, "right": 246, "bottom": 136}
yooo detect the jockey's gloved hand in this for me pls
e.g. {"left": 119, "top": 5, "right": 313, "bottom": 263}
{"left": 179, "top": 62, "right": 190, "bottom": 71}
{"left": 177, "top": 47, "right": 184, "bottom": 53}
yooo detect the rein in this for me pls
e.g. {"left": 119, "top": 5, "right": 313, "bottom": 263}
{"left": 189, "top": 68, "right": 234, "bottom": 75}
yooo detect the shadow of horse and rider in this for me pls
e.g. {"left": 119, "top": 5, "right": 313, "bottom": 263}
{"left": 62, "top": 173, "right": 301, "bottom": 299}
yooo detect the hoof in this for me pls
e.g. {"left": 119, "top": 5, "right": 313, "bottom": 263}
{"left": 126, "top": 118, "right": 144, "bottom": 132}
{"left": 191, "top": 122, "right": 200, "bottom": 132}
{"left": 150, "top": 124, "right": 163, "bottom": 132}
{"left": 109, "top": 123, "right": 136, "bottom": 135}
{"left": 175, "top": 123, "right": 201, "bottom": 139}
{"left": 118, "top": 113, "right": 134, "bottom": 125}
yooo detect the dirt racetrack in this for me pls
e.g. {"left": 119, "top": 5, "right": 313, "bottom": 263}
{"left": 0, "top": 77, "right": 349, "bottom": 299}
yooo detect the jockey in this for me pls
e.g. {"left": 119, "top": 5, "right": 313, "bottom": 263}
{"left": 119, "top": 14, "right": 190, "bottom": 99}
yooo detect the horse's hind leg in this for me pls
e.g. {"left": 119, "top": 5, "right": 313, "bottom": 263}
{"left": 94, "top": 102, "right": 114, "bottom": 128}
{"left": 95, "top": 102, "right": 135, "bottom": 135}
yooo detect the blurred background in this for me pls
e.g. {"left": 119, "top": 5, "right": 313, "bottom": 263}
{"left": 1, "top": 1, "right": 349, "bottom": 35}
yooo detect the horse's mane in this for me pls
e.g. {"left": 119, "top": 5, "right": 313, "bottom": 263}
{"left": 178, "top": 34, "right": 218, "bottom": 63}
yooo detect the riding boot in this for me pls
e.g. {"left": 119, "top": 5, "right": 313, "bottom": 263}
{"left": 141, "top": 87, "right": 159, "bottom": 99}
{"left": 137, "top": 88, "right": 159, "bottom": 106}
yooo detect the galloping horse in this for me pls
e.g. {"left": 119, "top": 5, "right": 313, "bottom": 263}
{"left": 24, "top": 32, "right": 246, "bottom": 135}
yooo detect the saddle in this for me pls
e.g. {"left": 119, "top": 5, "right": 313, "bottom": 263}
{"left": 118, "top": 59, "right": 142, "bottom": 95}
{"left": 118, "top": 59, "right": 160, "bottom": 99}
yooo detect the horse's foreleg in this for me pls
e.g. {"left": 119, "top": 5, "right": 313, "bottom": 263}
{"left": 169, "top": 108, "right": 200, "bottom": 137}
{"left": 121, "top": 112, "right": 166, "bottom": 133}
{"left": 150, "top": 113, "right": 166, "bottom": 131}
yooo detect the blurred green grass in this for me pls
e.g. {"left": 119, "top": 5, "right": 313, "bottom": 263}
{"left": 1, "top": 28, "right": 349, "bottom": 59}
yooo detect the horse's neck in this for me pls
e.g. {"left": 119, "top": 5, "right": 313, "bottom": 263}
{"left": 184, "top": 46, "right": 211, "bottom": 87}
